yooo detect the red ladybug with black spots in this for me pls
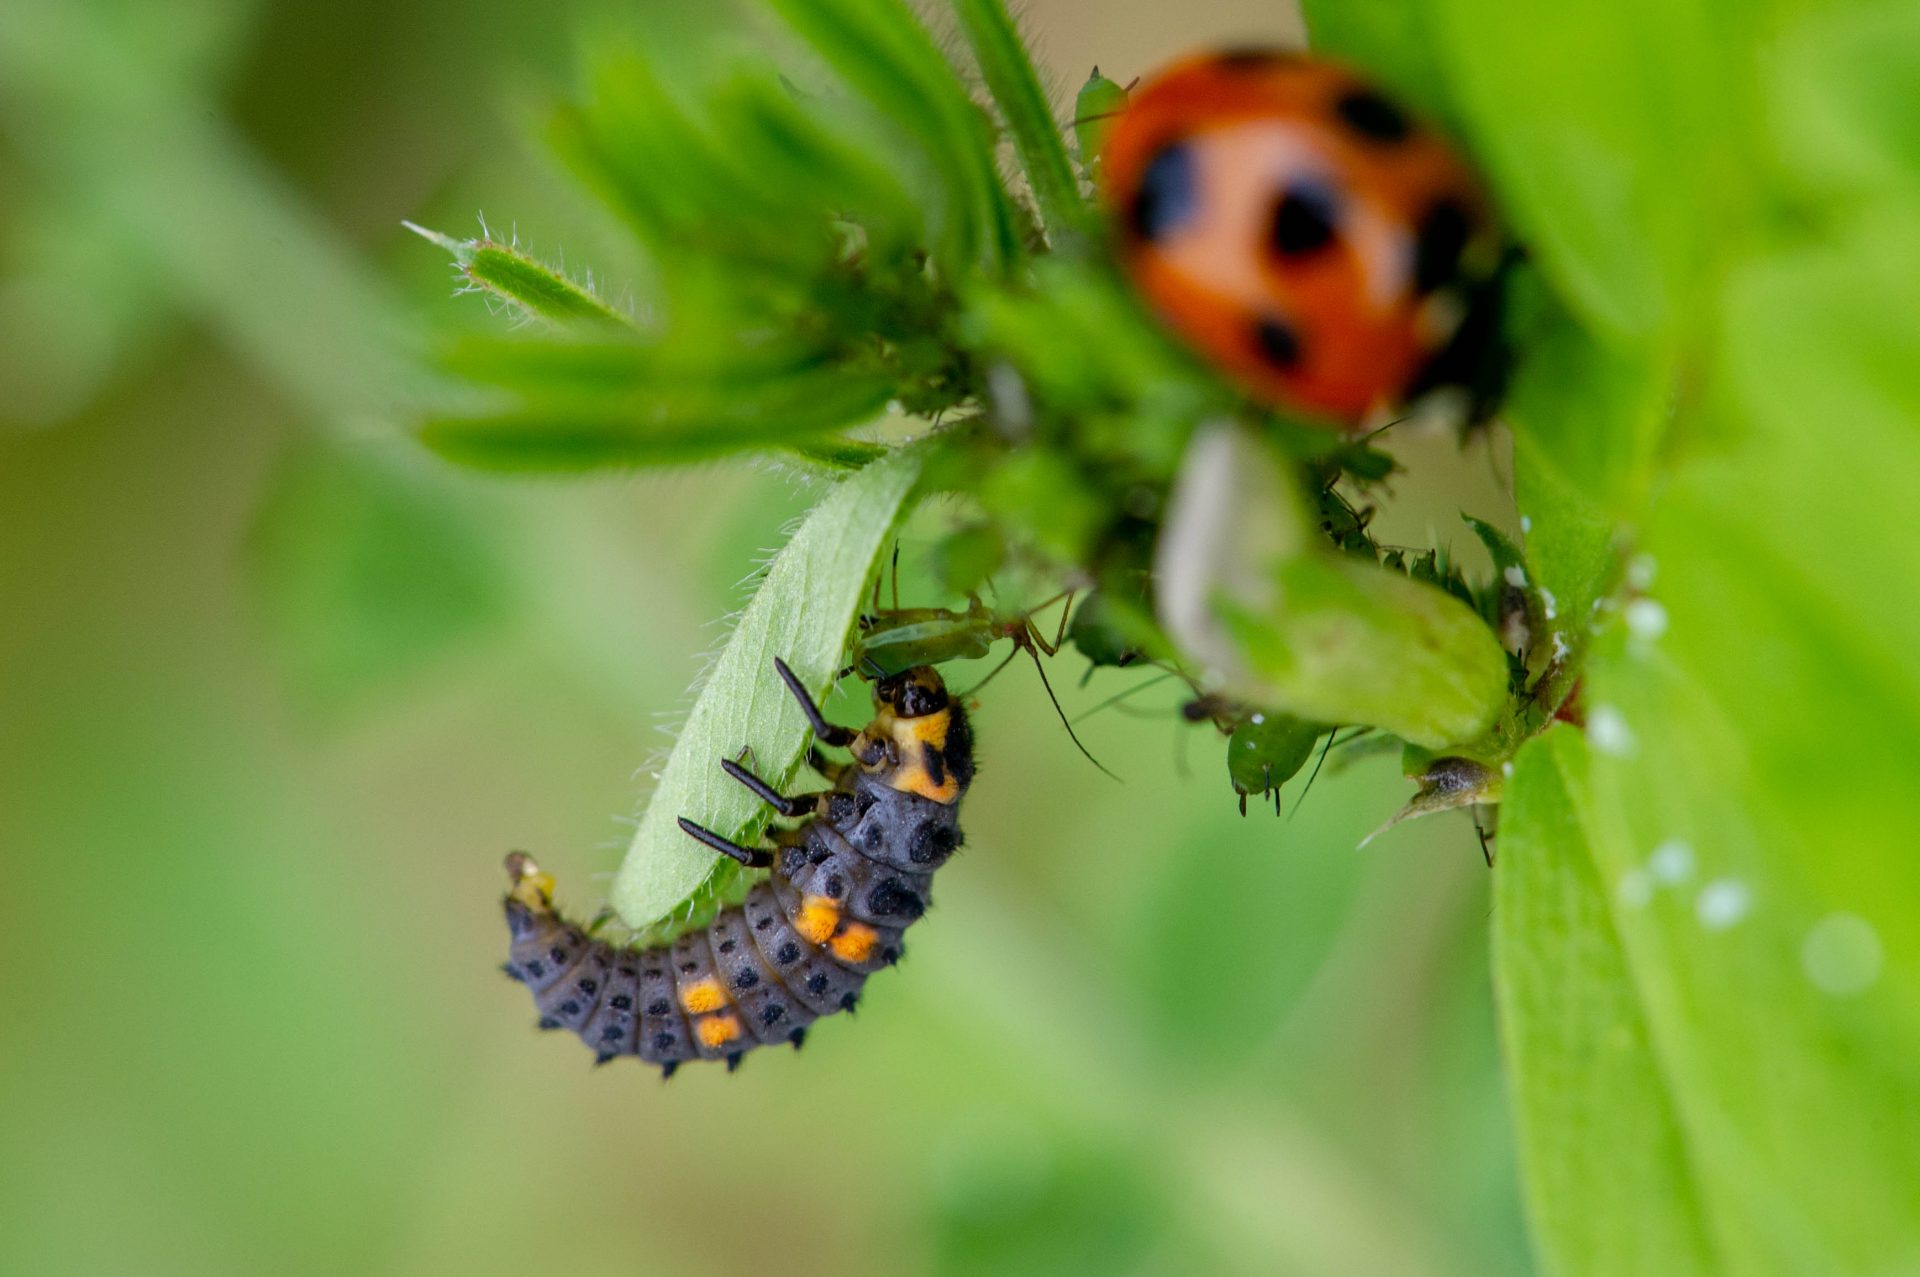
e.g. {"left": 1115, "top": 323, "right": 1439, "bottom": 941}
{"left": 1101, "top": 50, "right": 1509, "bottom": 428}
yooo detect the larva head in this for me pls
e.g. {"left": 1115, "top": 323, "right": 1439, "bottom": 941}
{"left": 855, "top": 666, "right": 972, "bottom": 805}
{"left": 874, "top": 665, "right": 950, "bottom": 719}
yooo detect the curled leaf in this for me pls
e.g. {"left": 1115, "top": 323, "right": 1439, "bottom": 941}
{"left": 609, "top": 446, "right": 922, "bottom": 930}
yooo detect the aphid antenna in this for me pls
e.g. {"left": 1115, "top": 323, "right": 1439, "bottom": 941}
{"left": 959, "top": 624, "right": 1121, "bottom": 782}
{"left": 1070, "top": 668, "right": 1182, "bottom": 723}
{"left": 1018, "top": 639, "right": 1121, "bottom": 782}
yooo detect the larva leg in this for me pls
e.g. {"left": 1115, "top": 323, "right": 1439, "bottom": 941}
{"left": 676, "top": 817, "right": 774, "bottom": 868}
{"left": 720, "top": 757, "right": 824, "bottom": 818}
{"left": 773, "top": 657, "right": 856, "bottom": 747}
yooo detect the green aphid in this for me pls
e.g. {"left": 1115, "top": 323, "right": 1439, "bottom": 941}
{"left": 1073, "top": 67, "right": 1130, "bottom": 168}
{"left": 1226, "top": 713, "right": 1325, "bottom": 817}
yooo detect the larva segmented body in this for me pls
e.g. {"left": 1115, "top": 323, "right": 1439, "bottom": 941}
{"left": 502, "top": 659, "right": 971, "bottom": 1075}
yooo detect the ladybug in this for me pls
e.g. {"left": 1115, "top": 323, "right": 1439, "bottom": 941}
{"left": 1101, "top": 51, "right": 1507, "bottom": 427}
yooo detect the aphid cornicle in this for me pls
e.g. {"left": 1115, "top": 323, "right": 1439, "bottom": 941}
{"left": 501, "top": 657, "right": 972, "bottom": 1075}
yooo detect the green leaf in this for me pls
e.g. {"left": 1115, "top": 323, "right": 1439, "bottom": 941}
{"left": 1299, "top": 0, "right": 1454, "bottom": 122}
{"left": 609, "top": 446, "right": 923, "bottom": 929}
{"left": 1156, "top": 425, "right": 1507, "bottom": 748}
{"left": 1494, "top": 727, "right": 1721, "bottom": 1276}
{"left": 1771, "top": 0, "right": 1920, "bottom": 202}
{"left": 767, "top": 0, "right": 1018, "bottom": 274}
{"left": 1499, "top": 219, "right": 1920, "bottom": 1277}
{"left": 403, "top": 222, "right": 633, "bottom": 328}
{"left": 949, "top": 0, "right": 1087, "bottom": 244}
{"left": 416, "top": 365, "right": 896, "bottom": 473}
{"left": 1430, "top": 0, "right": 1764, "bottom": 339}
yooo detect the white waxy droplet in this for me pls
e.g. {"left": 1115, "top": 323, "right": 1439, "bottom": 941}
{"left": 1625, "top": 598, "right": 1668, "bottom": 642}
{"left": 1588, "top": 705, "right": 1635, "bottom": 757}
{"left": 1802, "top": 913, "right": 1883, "bottom": 996}
{"left": 1648, "top": 839, "right": 1694, "bottom": 885}
{"left": 1504, "top": 565, "right": 1528, "bottom": 588}
{"left": 1520, "top": 515, "right": 1532, "bottom": 534}
{"left": 1696, "top": 879, "right": 1752, "bottom": 930}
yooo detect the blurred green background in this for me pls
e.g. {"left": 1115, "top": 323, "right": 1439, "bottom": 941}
{"left": 0, "top": 1, "right": 1529, "bottom": 1273}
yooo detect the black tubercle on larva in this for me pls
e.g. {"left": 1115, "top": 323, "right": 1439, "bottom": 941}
{"left": 500, "top": 663, "right": 972, "bottom": 1073}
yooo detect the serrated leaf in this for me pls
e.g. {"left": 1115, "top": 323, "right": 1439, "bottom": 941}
{"left": 609, "top": 446, "right": 922, "bottom": 929}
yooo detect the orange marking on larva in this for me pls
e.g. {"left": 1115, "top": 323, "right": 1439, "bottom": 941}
{"left": 795, "top": 896, "right": 840, "bottom": 946}
{"left": 697, "top": 1014, "right": 743, "bottom": 1048}
{"left": 680, "top": 977, "right": 728, "bottom": 1016}
{"left": 886, "top": 708, "right": 960, "bottom": 803}
{"left": 829, "top": 923, "right": 880, "bottom": 964}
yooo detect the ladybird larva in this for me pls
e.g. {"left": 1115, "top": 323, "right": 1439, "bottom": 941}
{"left": 501, "top": 657, "right": 971, "bottom": 1075}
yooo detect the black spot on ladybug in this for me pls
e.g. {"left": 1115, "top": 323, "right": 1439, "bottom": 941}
{"left": 646, "top": 999, "right": 671, "bottom": 1016}
{"left": 1130, "top": 141, "right": 1198, "bottom": 244}
{"left": 610, "top": 995, "right": 632, "bottom": 1011}
{"left": 733, "top": 969, "right": 759, "bottom": 991}
{"left": 652, "top": 1032, "right": 676, "bottom": 1052}
{"left": 867, "top": 877, "right": 925, "bottom": 920}
{"left": 558, "top": 1000, "right": 580, "bottom": 1017}
{"left": 717, "top": 939, "right": 736, "bottom": 955}
{"left": 1253, "top": 317, "right": 1302, "bottom": 369}
{"left": 538, "top": 1016, "right": 561, "bottom": 1030}
{"left": 1215, "top": 48, "right": 1290, "bottom": 71}
{"left": 548, "top": 947, "right": 567, "bottom": 965}
{"left": 781, "top": 847, "right": 807, "bottom": 876}
{"left": 827, "top": 793, "right": 856, "bottom": 822}
{"left": 808, "top": 845, "right": 831, "bottom": 865}
{"left": 1269, "top": 185, "right": 1338, "bottom": 259}
{"left": 854, "top": 791, "right": 877, "bottom": 815}
{"left": 823, "top": 873, "right": 847, "bottom": 900}
{"left": 1412, "top": 199, "right": 1472, "bottom": 294}
{"left": 524, "top": 960, "right": 546, "bottom": 979}
{"left": 776, "top": 942, "right": 801, "bottom": 965}
{"left": 575, "top": 977, "right": 597, "bottom": 995}
{"left": 1335, "top": 88, "right": 1410, "bottom": 143}
{"left": 863, "top": 824, "right": 885, "bottom": 852}
{"left": 761, "top": 1003, "right": 787, "bottom": 1026}
{"left": 679, "top": 961, "right": 698, "bottom": 975}
{"left": 807, "top": 973, "right": 831, "bottom": 996}
{"left": 601, "top": 1024, "right": 623, "bottom": 1043}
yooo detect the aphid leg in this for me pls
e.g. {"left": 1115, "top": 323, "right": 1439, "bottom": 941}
{"left": 889, "top": 542, "right": 901, "bottom": 612}
{"left": 1472, "top": 805, "right": 1497, "bottom": 868}
{"left": 772, "top": 657, "right": 856, "bottom": 747}
{"left": 720, "top": 756, "right": 821, "bottom": 818}
{"left": 676, "top": 817, "right": 774, "bottom": 869}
